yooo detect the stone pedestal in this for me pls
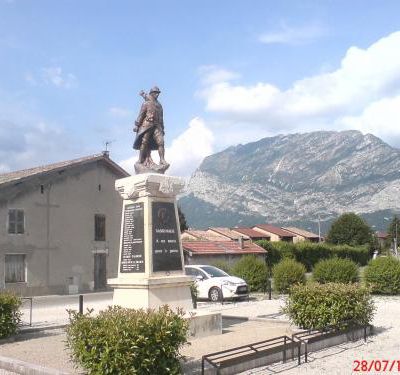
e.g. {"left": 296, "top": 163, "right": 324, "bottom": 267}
{"left": 108, "top": 173, "right": 192, "bottom": 311}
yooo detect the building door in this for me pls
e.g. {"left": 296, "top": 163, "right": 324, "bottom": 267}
{"left": 94, "top": 253, "right": 107, "bottom": 291}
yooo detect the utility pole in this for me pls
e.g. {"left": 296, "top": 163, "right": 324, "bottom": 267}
{"left": 318, "top": 214, "right": 321, "bottom": 242}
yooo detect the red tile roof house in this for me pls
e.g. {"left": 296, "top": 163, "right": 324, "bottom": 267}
{"left": 231, "top": 227, "right": 271, "bottom": 242}
{"left": 207, "top": 227, "right": 251, "bottom": 241}
{"left": 252, "top": 224, "right": 296, "bottom": 242}
{"left": 376, "top": 231, "right": 388, "bottom": 249}
{"left": 282, "top": 227, "right": 320, "bottom": 243}
{"left": 182, "top": 240, "right": 266, "bottom": 267}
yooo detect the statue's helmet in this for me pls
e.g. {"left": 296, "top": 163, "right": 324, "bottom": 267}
{"left": 149, "top": 86, "right": 161, "bottom": 94}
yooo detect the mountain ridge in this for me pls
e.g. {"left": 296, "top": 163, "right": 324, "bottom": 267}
{"left": 180, "top": 130, "right": 400, "bottom": 230}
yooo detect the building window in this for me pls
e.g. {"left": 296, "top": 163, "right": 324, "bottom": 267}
{"left": 95, "top": 214, "right": 106, "bottom": 241}
{"left": 8, "top": 209, "right": 24, "bottom": 234}
{"left": 5, "top": 254, "right": 26, "bottom": 283}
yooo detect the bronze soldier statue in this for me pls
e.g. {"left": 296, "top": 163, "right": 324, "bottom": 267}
{"left": 133, "top": 86, "right": 169, "bottom": 174}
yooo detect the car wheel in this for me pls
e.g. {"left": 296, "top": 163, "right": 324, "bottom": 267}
{"left": 209, "top": 287, "right": 222, "bottom": 302}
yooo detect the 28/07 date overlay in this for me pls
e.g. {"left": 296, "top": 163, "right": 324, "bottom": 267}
{"left": 354, "top": 360, "right": 400, "bottom": 372}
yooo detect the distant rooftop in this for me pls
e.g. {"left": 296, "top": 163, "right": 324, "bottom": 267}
{"left": 182, "top": 240, "right": 266, "bottom": 255}
{"left": 282, "top": 227, "right": 320, "bottom": 239}
{"left": 253, "top": 224, "right": 295, "bottom": 237}
{"left": 208, "top": 227, "right": 250, "bottom": 240}
{"left": 182, "top": 230, "right": 228, "bottom": 242}
{"left": 231, "top": 227, "right": 271, "bottom": 239}
{"left": 0, "top": 153, "right": 129, "bottom": 187}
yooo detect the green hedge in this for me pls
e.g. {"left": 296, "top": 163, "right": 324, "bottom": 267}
{"left": 231, "top": 255, "right": 268, "bottom": 292}
{"left": 211, "top": 260, "right": 232, "bottom": 274}
{"left": 0, "top": 292, "right": 22, "bottom": 338}
{"left": 66, "top": 306, "right": 188, "bottom": 375}
{"left": 364, "top": 256, "right": 400, "bottom": 294}
{"left": 272, "top": 259, "right": 306, "bottom": 293}
{"left": 256, "top": 240, "right": 370, "bottom": 271}
{"left": 284, "top": 283, "right": 375, "bottom": 330}
{"left": 313, "top": 258, "right": 359, "bottom": 284}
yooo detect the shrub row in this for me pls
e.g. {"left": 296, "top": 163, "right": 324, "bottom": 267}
{"left": 0, "top": 292, "right": 22, "bottom": 338}
{"left": 66, "top": 306, "right": 188, "bottom": 375}
{"left": 257, "top": 240, "right": 370, "bottom": 271}
{"left": 284, "top": 283, "right": 375, "bottom": 330}
{"left": 364, "top": 256, "right": 400, "bottom": 295}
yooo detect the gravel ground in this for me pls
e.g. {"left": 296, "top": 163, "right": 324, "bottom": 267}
{"left": 0, "top": 296, "right": 399, "bottom": 374}
{"left": 239, "top": 296, "right": 400, "bottom": 375}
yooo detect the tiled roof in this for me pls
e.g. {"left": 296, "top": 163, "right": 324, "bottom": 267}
{"left": 208, "top": 227, "right": 250, "bottom": 240}
{"left": 376, "top": 231, "right": 388, "bottom": 239}
{"left": 253, "top": 224, "right": 295, "bottom": 237}
{"left": 282, "top": 227, "right": 320, "bottom": 239}
{"left": 182, "top": 230, "right": 228, "bottom": 241}
{"left": 0, "top": 153, "right": 129, "bottom": 187}
{"left": 231, "top": 227, "right": 271, "bottom": 239}
{"left": 182, "top": 240, "right": 266, "bottom": 255}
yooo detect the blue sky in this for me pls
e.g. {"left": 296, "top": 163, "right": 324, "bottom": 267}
{"left": 1, "top": 1, "right": 400, "bottom": 177}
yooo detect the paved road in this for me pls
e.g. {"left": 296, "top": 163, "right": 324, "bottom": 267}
{"left": 20, "top": 291, "right": 113, "bottom": 327}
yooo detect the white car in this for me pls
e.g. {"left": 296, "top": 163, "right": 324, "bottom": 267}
{"left": 184, "top": 265, "right": 249, "bottom": 302}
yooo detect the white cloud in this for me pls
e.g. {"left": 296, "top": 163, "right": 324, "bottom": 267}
{"left": 259, "top": 22, "right": 327, "bottom": 45}
{"left": 108, "top": 107, "right": 133, "bottom": 118}
{"left": 339, "top": 96, "right": 400, "bottom": 143}
{"left": 167, "top": 118, "right": 214, "bottom": 177}
{"left": 41, "top": 66, "right": 78, "bottom": 89}
{"left": 200, "top": 31, "right": 400, "bottom": 146}
{"left": 119, "top": 118, "right": 214, "bottom": 178}
{"left": 198, "top": 65, "right": 240, "bottom": 85}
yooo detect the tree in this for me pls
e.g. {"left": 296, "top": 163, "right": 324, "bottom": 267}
{"left": 326, "top": 212, "right": 374, "bottom": 247}
{"left": 177, "top": 206, "right": 188, "bottom": 233}
{"left": 386, "top": 215, "right": 400, "bottom": 251}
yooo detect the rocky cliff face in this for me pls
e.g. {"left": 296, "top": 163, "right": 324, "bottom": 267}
{"left": 179, "top": 130, "right": 400, "bottom": 229}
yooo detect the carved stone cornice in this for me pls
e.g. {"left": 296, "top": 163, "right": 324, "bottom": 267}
{"left": 115, "top": 174, "right": 185, "bottom": 199}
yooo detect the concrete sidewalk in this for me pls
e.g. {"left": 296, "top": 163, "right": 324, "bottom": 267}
{"left": 1, "top": 296, "right": 288, "bottom": 374}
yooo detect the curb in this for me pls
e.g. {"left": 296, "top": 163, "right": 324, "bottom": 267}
{"left": 0, "top": 355, "right": 71, "bottom": 375}
{"left": 222, "top": 314, "right": 291, "bottom": 326}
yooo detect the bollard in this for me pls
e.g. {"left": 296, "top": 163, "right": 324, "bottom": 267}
{"left": 79, "top": 294, "right": 83, "bottom": 314}
{"left": 268, "top": 278, "right": 272, "bottom": 300}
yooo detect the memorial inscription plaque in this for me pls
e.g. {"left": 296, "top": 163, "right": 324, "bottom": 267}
{"left": 152, "top": 201, "right": 182, "bottom": 272}
{"left": 120, "top": 203, "right": 145, "bottom": 273}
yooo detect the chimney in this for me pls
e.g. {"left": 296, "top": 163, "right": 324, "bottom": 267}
{"left": 102, "top": 150, "right": 110, "bottom": 158}
{"left": 238, "top": 236, "right": 244, "bottom": 249}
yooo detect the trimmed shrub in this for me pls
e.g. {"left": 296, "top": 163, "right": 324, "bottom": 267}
{"left": 256, "top": 240, "right": 281, "bottom": 266}
{"left": 271, "top": 241, "right": 296, "bottom": 260}
{"left": 66, "top": 305, "right": 188, "bottom": 375}
{"left": 272, "top": 259, "right": 306, "bottom": 293}
{"left": 0, "top": 292, "right": 22, "bottom": 338}
{"left": 332, "top": 244, "right": 370, "bottom": 266}
{"left": 364, "top": 256, "right": 400, "bottom": 294}
{"left": 231, "top": 255, "right": 268, "bottom": 292}
{"left": 284, "top": 283, "right": 375, "bottom": 330}
{"left": 313, "top": 258, "right": 359, "bottom": 284}
{"left": 258, "top": 241, "right": 370, "bottom": 272}
{"left": 211, "top": 260, "right": 232, "bottom": 274}
{"left": 295, "top": 242, "right": 331, "bottom": 271}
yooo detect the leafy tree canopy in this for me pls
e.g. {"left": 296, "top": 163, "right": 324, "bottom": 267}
{"left": 326, "top": 212, "right": 373, "bottom": 247}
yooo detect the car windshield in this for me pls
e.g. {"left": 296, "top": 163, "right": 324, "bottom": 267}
{"left": 200, "top": 266, "right": 229, "bottom": 278}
